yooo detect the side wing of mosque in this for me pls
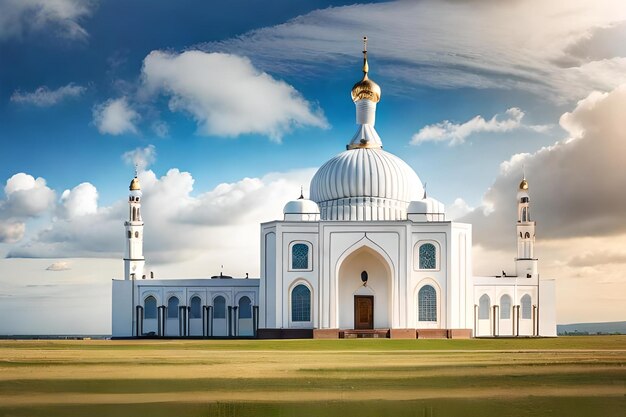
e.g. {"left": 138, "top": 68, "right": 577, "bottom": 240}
{"left": 112, "top": 40, "right": 556, "bottom": 339}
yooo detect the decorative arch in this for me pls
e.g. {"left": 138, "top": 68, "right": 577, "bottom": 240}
{"left": 213, "top": 295, "right": 227, "bottom": 319}
{"left": 189, "top": 296, "right": 202, "bottom": 319}
{"left": 414, "top": 240, "right": 441, "bottom": 271}
{"left": 521, "top": 294, "right": 532, "bottom": 319}
{"left": 478, "top": 294, "right": 490, "bottom": 320}
{"left": 334, "top": 236, "right": 395, "bottom": 329}
{"left": 144, "top": 295, "right": 157, "bottom": 319}
{"left": 500, "top": 294, "right": 512, "bottom": 319}
{"left": 289, "top": 279, "right": 313, "bottom": 326}
{"left": 288, "top": 240, "right": 313, "bottom": 271}
{"left": 167, "top": 296, "right": 179, "bottom": 319}
{"left": 238, "top": 296, "right": 252, "bottom": 319}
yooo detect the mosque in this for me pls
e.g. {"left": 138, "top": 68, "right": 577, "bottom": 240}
{"left": 111, "top": 40, "right": 556, "bottom": 339}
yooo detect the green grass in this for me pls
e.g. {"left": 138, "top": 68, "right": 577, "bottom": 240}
{"left": 0, "top": 336, "right": 625, "bottom": 417}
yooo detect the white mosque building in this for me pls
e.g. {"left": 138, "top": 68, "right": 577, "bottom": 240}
{"left": 112, "top": 41, "right": 556, "bottom": 339}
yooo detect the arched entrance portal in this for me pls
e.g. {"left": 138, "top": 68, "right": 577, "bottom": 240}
{"left": 337, "top": 245, "right": 392, "bottom": 329}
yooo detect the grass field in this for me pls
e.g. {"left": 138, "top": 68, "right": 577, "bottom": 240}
{"left": 0, "top": 336, "right": 625, "bottom": 416}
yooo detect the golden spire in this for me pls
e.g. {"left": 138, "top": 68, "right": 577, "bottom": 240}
{"left": 351, "top": 36, "right": 381, "bottom": 103}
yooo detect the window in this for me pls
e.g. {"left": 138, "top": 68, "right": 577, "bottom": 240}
{"left": 144, "top": 296, "right": 157, "bottom": 319}
{"left": 135, "top": 231, "right": 139, "bottom": 238}
{"left": 418, "top": 285, "right": 437, "bottom": 322}
{"left": 291, "top": 284, "right": 311, "bottom": 322}
{"left": 190, "top": 296, "right": 202, "bottom": 319}
{"left": 500, "top": 295, "right": 512, "bottom": 319}
{"left": 419, "top": 243, "right": 437, "bottom": 269}
{"left": 213, "top": 296, "right": 226, "bottom": 319}
{"left": 167, "top": 297, "right": 179, "bottom": 319}
{"left": 521, "top": 294, "right": 532, "bottom": 319}
{"left": 291, "top": 243, "right": 309, "bottom": 269}
{"left": 238, "top": 296, "right": 252, "bottom": 319}
{"left": 525, "top": 232, "right": 530, "bottom": 239}
{"left": 479, "top": 294, "right": 490, "bottom": 320}
{"left": 128, "top": 231, "right": 132, "bottom": 238}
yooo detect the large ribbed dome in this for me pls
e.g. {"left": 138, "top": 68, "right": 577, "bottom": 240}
{"left": 310, "top": 148, "right": 423, "bottom": 221}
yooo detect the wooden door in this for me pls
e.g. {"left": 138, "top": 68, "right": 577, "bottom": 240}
{"left": 354, "top": 296, "right": 374, "bottom": 329}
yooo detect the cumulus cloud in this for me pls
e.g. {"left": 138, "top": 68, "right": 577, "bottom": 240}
{"left": 122, "top": 145, "right": 156, "bottom": 171}
{"left": 411, "top": 108, "right": 550, "bottom": 145}
{"left": 0, "top": 222, "right": 25, "bottom": 243}
{"left": 459, "top": 84, "right": 626, "bottom": 248}
{"left": 10, "top": 83, "right": 86, "bottom": 106}
{"left": 59, "top": 183, "right": 98, "bottom": 219}
{"left": 92, "top": 97, "right": 140, "bottom": 136}
{"left": 446, "top": 198, "right": 473, "bottom": 221}
{"left": 46, "top": 261, "right": 71, "bottom": 271}
{"left": 0, "top": 173, "right": 55, "bottom": 243}
{"left": 7, "top": 167, "right": 316, "bottom": 267}
{"left": 0, "top": 0, "right": 95, "bottom": 41}
{"left": 200, "top": 0, "right": 626, "bottom": 101}
{"left": 2, "top": 173, "right": 55, "bottom": 218}
{"left": 141, "top": 50, "right": 328, "bottom": 141}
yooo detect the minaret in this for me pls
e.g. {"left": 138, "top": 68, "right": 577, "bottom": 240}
{"left": 515, "top": 176, "right": 538, "bottom": 278}
{"left": 124, "top": 171, "right": 145, "bottom": 280}
{"left": 347, "top": 36, "right": 383, "bottom": 150}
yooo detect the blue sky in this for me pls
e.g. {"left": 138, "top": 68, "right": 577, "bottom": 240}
{"left": 1, "top": 0, "right": 626, "bottom": 333}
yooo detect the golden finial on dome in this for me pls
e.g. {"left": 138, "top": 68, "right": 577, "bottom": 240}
{"left": 519, "top": 178, "right": 529, "bottom": 191}
{"left": 351, "top": 36, "right": 381, "bottom": 103}
{"left": 129, "top": 165, "right": 141, "bottom": 191}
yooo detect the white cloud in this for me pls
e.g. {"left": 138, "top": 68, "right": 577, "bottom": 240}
{"left": 446, "top": 198, "right": 473, "bottom": 221}
{"left": 2, "top": 173, "right": 55, "bottom": 218}
{"left": 122, "top": 145, "right": 156, "bottom": 171}
{"left": 92, "top": 97, "right": 140, "bottom": 135}
{"left": 0, "top": 0, "right": 95, "bottom": 41}
{"left": 141, "top": 50, "right": 328, "bottom": 141}
{"left": 46, "top": 261, "right": 71, "bottom": 271}
{"left": 7, "top": 167, "right": 316, "bottom": 269}
{"left": 59, "top": 182, "right": 98, "bottom": 219}
{"left": 0, "top": 222, "right": 25, "bottom": 243}
{"left": 411, "top": 108, "right": 550, "bottom": 145}
{"left": 200, "top": 0, "right": 626, "bottom": 101}
{"left": 10, "top": 83, "right": 86, "bottom": 106}
{"left": 0, "top": 173, "right": 55, "bottom": 243}
{"left": 459, "top": 83, "right": 626, "bottom": 248}
{"left": 151, "top": 120, "right": 169, "bottom": 138}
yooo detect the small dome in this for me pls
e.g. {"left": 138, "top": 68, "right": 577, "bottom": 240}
{"left": 351, "top": 76, "right": 381, "bottom": 103}
{"left": 283, "top": 199, "right": 320, "bottom": 215}
{"left": 519, "top": 178, "right": 529, "bottom": 191}
{"left": 130, "top": 177, "right": 141, "bottom": 191}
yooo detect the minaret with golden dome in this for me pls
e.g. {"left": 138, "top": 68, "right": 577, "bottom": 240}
{"left": 124, "top": 169, "right": 145, "bottom": 281}
{"left": 347, "top": 36, "right": 383, "bottom": 150}
{"left": 515, "top": 174, "right": 537, "bottom": 276}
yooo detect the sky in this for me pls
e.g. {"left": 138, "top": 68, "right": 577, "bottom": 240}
{"left": 1, "top": 0, "right": 625, "bottom": 334}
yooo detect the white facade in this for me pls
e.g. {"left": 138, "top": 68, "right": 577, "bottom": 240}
{"left": 111, "top": 44, "right": 556, "bottom": 338}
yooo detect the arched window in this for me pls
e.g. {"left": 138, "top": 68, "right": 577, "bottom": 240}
{"left": 500, "top": 295, "right": 512, "bottom": 319}
{"left": 291, "top": 284, "right": 311, "bottom": 322}
{"left": 128, "top": 231, "right": 132, "bottom": 238}
{"left": 190, "top": 296, "right": 202, "bottom": 319}
{"left": 238, "top": 296, "right": 252, "bottom": 319}
{"left": 167, "top": 296, "right": 179, "bottom": 319}
{"left": 479, "top": 294, "right": 490, "bottom": 320}
{"left": 213, "top": 296, "right": 226, "bottom": 319}
{"left": 132, "top": 207, "right": 137, "bottom": 221}
{"left": 292, "top": 243, "right": 309, "bottom": 270}
{"left": 521, "top": 294, "right": 532, "bottom": 319}
{"left": 522, "top": 208, "right": 527, "bottom": 222}
{"left": 419, "top": 243, "right": 437, "bottom": 269}
{"left": 144, "top": 296, "right": 157, "bottom": 319}
{"left": 135, "top": 231, "right": 139, "bottom": 238}
{"left": 525, "top": 232, "right": 530, "bottom": 239}
{"left": 418, "top": 285, "right": 437, "bottom": 322}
